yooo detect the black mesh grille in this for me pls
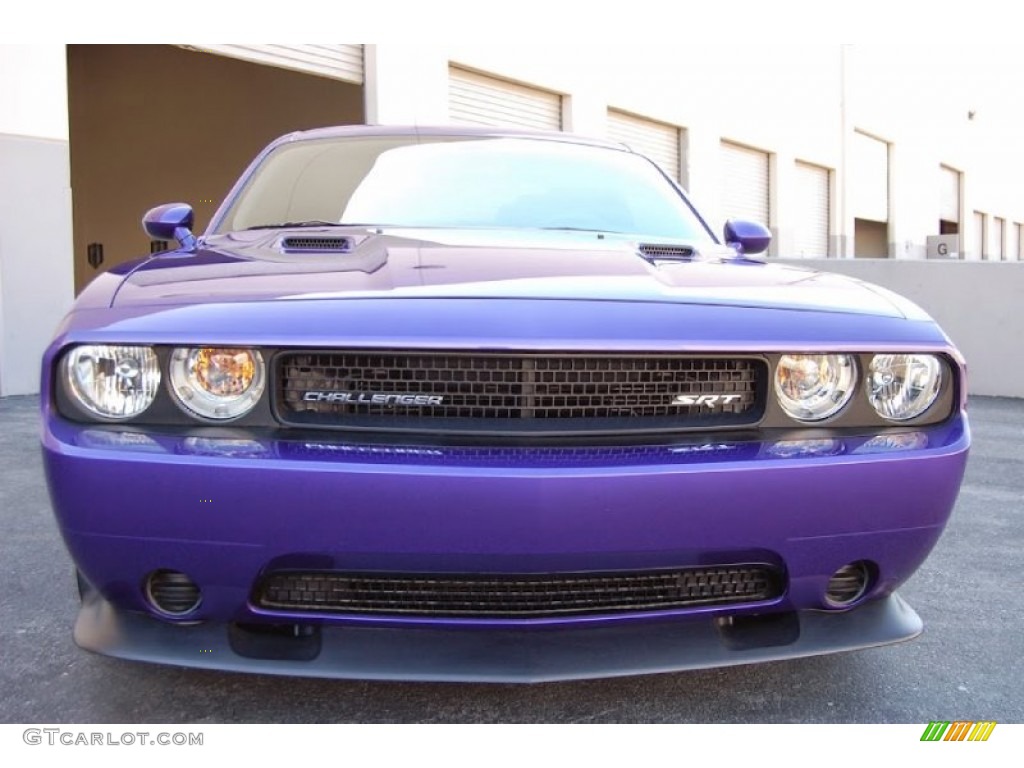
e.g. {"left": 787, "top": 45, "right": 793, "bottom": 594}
{"left": 276, "top": 351, "right": 766, "bottom": 434}
{"left": 281, "top": 236, "right": 351, "bottom": 252}
{"left": 254, "top": 567, "right": 783, "bottom": 618}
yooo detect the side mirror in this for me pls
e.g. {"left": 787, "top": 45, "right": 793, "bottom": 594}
{"left": 142, "top": 203, "right": 196, "bottom": 251}
{"left": 723, "top": 219, "right": 771, "bottom": 255}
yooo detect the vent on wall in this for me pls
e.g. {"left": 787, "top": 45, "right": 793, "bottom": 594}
{"left": 86, "top": 243, "right": 104, "bottom": 269}
{"left": 281, "top": 236, "right": 352, "bottom": 252}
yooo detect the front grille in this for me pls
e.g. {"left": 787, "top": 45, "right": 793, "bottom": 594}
{"left": 276, "top": 351, "right": 766, "bottom": 435}
{"left": 254, "top": 567, "right": 783, "bottom": 618}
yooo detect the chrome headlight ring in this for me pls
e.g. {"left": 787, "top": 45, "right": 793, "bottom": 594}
{"left": 774, "top": 353, "right": 858, "bottom": 422}
{"left": 63, "top": 344, "right": 161, "bottom": 420}
{"left": 168, "top": 347, "right": 266, "bottom": 421}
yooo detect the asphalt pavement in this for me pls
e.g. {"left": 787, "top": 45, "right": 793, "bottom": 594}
{"left": 2, "top": 394, "right": 1021, "bottom": 723}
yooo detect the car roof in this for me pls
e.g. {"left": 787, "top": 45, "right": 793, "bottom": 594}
{"left": 282, "top": 124, "right": 630, "bottom": 153}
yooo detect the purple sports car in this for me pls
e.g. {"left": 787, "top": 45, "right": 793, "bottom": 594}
{"left": 41, "top": 126, "right": 969, "bottom": 682}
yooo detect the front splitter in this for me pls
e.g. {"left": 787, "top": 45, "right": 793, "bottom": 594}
{"left": 74, "top": 594, "right": 922, "bottom": 683}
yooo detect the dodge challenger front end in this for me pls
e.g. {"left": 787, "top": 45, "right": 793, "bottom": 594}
{"left": 41, "top": 126, "right": 969, "bottom": 682}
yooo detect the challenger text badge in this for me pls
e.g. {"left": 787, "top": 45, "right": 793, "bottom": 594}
{"left": 303, "top": 391, "right": 445, "bottom": 406}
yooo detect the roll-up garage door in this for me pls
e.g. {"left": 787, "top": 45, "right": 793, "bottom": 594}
{"left": 607, "top": 110, "right": 681, "bottom": 182}
{"left": 973, "top": 211, "right": 986, "bottom": 259}
{"left": 993, "top": 217, "right": 1006, "bottom": 260}
{"left": 448, "top": 67, "right": 562, "bottom": 130}
{"left": 180, "top": 45, "right": 364, "bottom": 84}
{"left": 940, "top": 165, "right": 961, "bottom": 224}
{"left": 1011, "top": 223, "right": 1022, "bottom": 262}
{"left": 720, "top": 141, "right": 769, "bottom": 225}
{"left": 852, "top": 131, "right": 889, "bottom": 222}
{"left": 793, "top": 161, "right": 830, "bottom": 257}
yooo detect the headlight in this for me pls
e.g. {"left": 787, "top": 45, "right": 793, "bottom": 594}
{"left": 774, "top": 353, "right": 857, "bottom": 422}
{"left": 63, "top": 344, "right": 160, "bottom": 420}
{"left": 867, "top": 354, "right": 943, "bottom": 421}
{"left": 169, "top": 347, "right": 266, "bottom": 421}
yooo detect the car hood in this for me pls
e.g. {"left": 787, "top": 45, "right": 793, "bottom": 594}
{"left": 109, "top": 228, "right": 917, "bottom": 319}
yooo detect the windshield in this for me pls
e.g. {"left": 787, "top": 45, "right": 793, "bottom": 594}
{"left": 214, "top": 135, "right": 715, "bottom": 242}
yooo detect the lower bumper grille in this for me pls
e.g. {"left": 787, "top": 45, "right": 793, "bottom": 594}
{"left": 254, "top": 566, "right": 783, "bottom": 618}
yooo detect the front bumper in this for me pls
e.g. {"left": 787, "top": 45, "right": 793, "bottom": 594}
{"left": 44, "top": 413, "right": 968, "bottom": 677}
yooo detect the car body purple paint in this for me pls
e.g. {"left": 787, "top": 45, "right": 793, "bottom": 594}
{"left": 41, "top": 126, "right": 969, "bottom": 682}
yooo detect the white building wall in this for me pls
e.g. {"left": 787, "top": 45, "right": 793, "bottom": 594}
{"left": 0, "top": 45, "right": 75, "bottom": 396}
{"left": 364, "top": 45, "right": 449, "bottom": 125}
{"left": 0, "top": 45, "right": 70, "bottom": 140}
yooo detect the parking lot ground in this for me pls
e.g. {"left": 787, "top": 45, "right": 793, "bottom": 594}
{"left": 1, "top": 394, "right": 1021, "bottom": 723}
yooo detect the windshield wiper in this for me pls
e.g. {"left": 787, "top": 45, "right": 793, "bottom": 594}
{"left": 244, "top": 221, "right": 378, "bottom": 230}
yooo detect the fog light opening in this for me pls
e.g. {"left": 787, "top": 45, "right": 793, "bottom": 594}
{"left": 825, "top": 561, "right": 874, "bottom": 608}
{"left": 145, "top": 569, "right": 202, "bottom": 616}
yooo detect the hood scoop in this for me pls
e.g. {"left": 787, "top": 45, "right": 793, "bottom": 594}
{"left": 638, "top": 243, "right": 695, "bottom": 262}
{"left": 281, "top": 236, "right": 352, "bottom": 253}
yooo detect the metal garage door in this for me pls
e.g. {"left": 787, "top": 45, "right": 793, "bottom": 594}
{"left": 940, "top": 165, "right": 961, "bottom": 224}
{"left": 852, "top": 131, "right": 889, "bottom": 222}
{"left": 448, "top": 67, "right": 562, "bottom": 130}
{"left": 993, "top": 217, "right": 1006, "bottom": 260}
{"left": 607, "top": 110, "right": 681, "bottom": 182}
{"left": 793, "top": 161, "right": 830, "bottom": 257}
{"left": 720, "top": 141, "right": 769, "bottom": 225}
{"left": 180, "top": 45, "right": 364, "bottom": 84}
